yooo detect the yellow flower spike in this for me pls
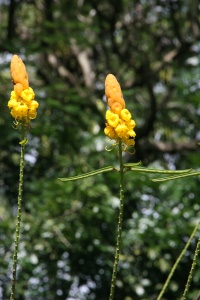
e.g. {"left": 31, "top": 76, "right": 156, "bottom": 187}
{"left": 104, "top": 74, "right": 136, "bottom": 148}
{"left": 8, "top": 54, "right": 39, "bottom": 125}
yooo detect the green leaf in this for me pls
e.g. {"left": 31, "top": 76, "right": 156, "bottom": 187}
{"left": 126, "top": 166, "right": 192, "bottom": 175}
{"left": 19, "top": 138, "right": 28, "bottom": 146}
{"left": 58, "top": 166, "right": 115, "bottom": 182}
{"left": 151, "top": 171, "right": 200, "bottom": 182}
{"left": 123, "top": 161, "right": 142, "bottom": 168}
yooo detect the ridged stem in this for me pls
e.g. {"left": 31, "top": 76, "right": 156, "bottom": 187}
{"left": 109, "top": 140, "right": 124, "bottom": 300}
{"left": 181, "top": 235, "right": 200, "bottom": 300}
{"left": 157, "top": 220, "right": 200, "bottom": 300}
{"left": 10, "top": 130, "right": 26, "bottom": 300}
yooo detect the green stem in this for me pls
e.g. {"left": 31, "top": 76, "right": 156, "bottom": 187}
{"left": 156, "top": 221, "right": 200, "bottom": 300}
{"left": 181, "top": 235, "right": 200, "bottom": 300}
{"left": 10, "top": 131, "right": 26, "bottom": 300}
{"left": 109, "top": 140, "right": 124, "bottom": 300}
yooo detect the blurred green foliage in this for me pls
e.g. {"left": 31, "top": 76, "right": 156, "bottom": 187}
{"left": 0, "top": 0, "right": 200, "bottom": 299}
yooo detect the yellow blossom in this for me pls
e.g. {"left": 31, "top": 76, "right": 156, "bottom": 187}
{"left": 8, "top": 98, "right": 18, "bottom": 109}
{"left": 127, "top": 130, "right": 136, "bottom": 138}
{"left": 21, "top": 87, "right": 35, "bottom": 102}
{"left": 125, "top": 119, "right": 136, "bottom": 129}
{"left": 10, "top": 90, "right": 19, "bottom": 101}
{"left": 104, "top": 125, "right": 118, "bottom": 140}
{"left": 121, "top": 109, "right": 131, "bottom": 121}
{"left": 11, "top": 103, "right": 28, "bottom": 119}
{"left": 106, "top": 110, "right": 119, "bottom": 128}
{"left": 30, "top": 100, "right": 39, "bottom": 109}
{"left": 115, "top": 123, "right": 128, "bottom": 139}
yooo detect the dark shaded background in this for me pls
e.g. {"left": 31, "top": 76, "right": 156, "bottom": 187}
{"left": 0, "top": 0, "right": 200, "bottom": 299}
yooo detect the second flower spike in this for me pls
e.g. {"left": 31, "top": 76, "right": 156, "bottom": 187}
{"left": 104, "top": 74, "right": 136, "bottom": 147}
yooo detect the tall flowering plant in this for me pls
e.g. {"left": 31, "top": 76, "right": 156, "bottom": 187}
{"left": 8, "top": 55, "right": 39, "bottom": 300}
{"left": 59, "top": 74, "right": 199, "bottom": 300}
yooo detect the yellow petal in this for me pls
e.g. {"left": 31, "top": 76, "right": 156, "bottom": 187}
{"left": 121, "top": 109, "right": 131, "bottom": 121}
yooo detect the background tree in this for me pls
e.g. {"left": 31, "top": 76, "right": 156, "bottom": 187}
{"left": 0, "top": 0, "right": 200, "bottom": 299}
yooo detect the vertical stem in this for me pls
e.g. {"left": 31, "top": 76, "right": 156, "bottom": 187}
{"left": 109, "top": 140, "right": 124, "bottom": 300}
{"left": 181, "top": 235, "right": 200, "bottom": 300}
{"left": 156, "top": 221, "right": 200, "bottom": 300}
{"left": 10, "top": 135, "right": 25, "bottom": 300}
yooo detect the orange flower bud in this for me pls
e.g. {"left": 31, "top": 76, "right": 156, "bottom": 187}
{"left": 10, "top": 55, "right": 29, "bottom": 95}
{"left": 14, "top": 83, "right": 24, "bottom": 96}
{"left": 105, "top": 74, "right": 124, "bottom": 109}
{"left": 111, "top": 102, "right": 123, "bottom": 115}
{"left": 107, "top": 97, "right": 115, "bottom": 108}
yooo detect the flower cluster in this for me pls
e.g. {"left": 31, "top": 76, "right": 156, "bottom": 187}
{"left": 104, "top": 74, "right": 136, "bottom": 146}
{"left": 8, "top": 55, "right": 39, "bottom": 124}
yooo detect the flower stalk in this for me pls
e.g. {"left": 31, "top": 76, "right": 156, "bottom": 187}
{"left": 109, "top": 140, "right": 124, "bottom": 300}
{"left": 10, "top": 134, "right": 25, "bottom": 300}
{"left": 156, "top": 221, "right": 200, "bottom": 300}
{"left": 181, "top": 234, "right": 200, "bottom": 300}
{"left": 8, "top": 54, "right": 39, "bottom": 299}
